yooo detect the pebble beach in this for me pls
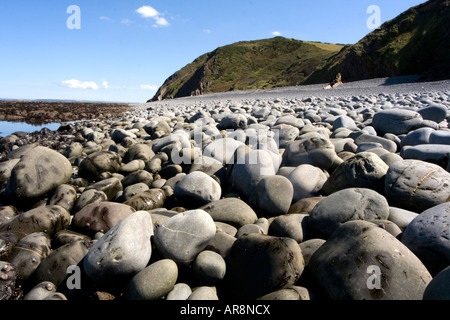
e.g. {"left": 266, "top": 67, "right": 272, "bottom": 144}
{"left": 1, "top": 77, "right": 450, "bottom": 301}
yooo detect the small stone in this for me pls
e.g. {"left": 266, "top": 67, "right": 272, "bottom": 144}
{"left": 200, "top": 198, "right": 258, "bottom": 228}
{"left": 153, "top": 209, "right": 216, "bottom": 265}
{"left": 83, "top": 211, "right": 153, "bottom": 283}
{"left": 192, "top": 250, "right": 227, "bottom": 284}
{"left": 372, "top": 109, "right": 423, "bottom": 135}
{"left": 385, "top": 160, "right": 450, "bottom": 212}
{"left": 166, "top": 283, "right": 192, "bottom": 300}
{"left": 125, "top": 259, "right": 178, "bottom": 300}
{"left": 173, "top": 171, "right": 222, "bottom": 207}
{"left": 309, "top": 188, "right": 389, "bottom": 238}
{"left": 227, "top": 233, "right": 305, "bottom": 300}
{"left": 124, "top": 189, "right": 166, "bottom": 211}
{"left": 287, "top": 164, "right": 327, "bottom": 202}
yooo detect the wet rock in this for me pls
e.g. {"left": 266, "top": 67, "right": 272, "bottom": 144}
{"left": 200, "top": 198, "right": 258, "bottom": 228}
{"left": 401, "top": 202, "right": 450, "bottom": 276}
{"left": 83, "top": 211, "right": 153, "bottom": 283}
{"left": 227, "top": 234, "right": 305, "bottom": 300}
{"left": 78, "top": 151, "right": 121, "bottom": 181}
{"left": 84, "top": 177, "right": 123, "bottom": 201}
{"left": 23, "top": 281, "right": 57, "bottom": 300}
{"left": 0, "top": 261, "right": 17, "bottom": 300}
{"left": 33, "top": 239, "right": 92, "bottom": 287}
{"left": 72, "top": 202, "right": 136, "bottom": 234}
{"left": 0, "top": 205, "right": 71, "bottom": 240}
{"left": 153, "top": 209, "right": 216, "bottom": 265}
{"left": 124, "top": 189, "right": 166, "bottom": 211}
{"left": 6, "top": 232, "right": 51, "bottom": 282}
{"left": 384, "top": 160, "right": 450, "bottom": 212}
{"left": 5, "top": 146, "right": 72, "bottom": 201}
{"left": 125, "top": 259, "right": 178, "bottom": 300}
{"left": 48, "top": 184, "right": 77, "bottom": 212}
{"left": 72, "top": 189, "right": 108, "bottom": 213}
{"left": 309, "top": 188, "right": 389, "bottom": 238}
{"left": 308, "top": 220, "right": 432, "bottom": 300}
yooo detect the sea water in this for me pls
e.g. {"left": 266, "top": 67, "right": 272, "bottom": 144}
{"left": 0, "top": 121, "right": 61, "bottom": 138}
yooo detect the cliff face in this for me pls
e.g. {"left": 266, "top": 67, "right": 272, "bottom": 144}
{"left": 150, "top": 37, "right": 344, "bottom": 101}
{"left": 304, "top": 0, "right": 450, "bottom": 84}
{"left": 150, "top": 0, "right": 450, "bottom": 101}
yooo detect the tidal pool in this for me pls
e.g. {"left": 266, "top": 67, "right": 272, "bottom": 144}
{"left": 0, "top": 121, "right": 61, "bottom": 137}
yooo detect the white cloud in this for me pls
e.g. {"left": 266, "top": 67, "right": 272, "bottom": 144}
{"left": 136, "top": 6, "right": 160, "bottom": 18}
{"left": 100, "top": 16, "right": 114, "bottom": 22}
{"left": 140, "top": 84, "right": 158, "bottom": 91}
{"left": 61, "top": 79, "right": 99, "bottom": 90}
{"left": 203, "top": 29, "right": 212, "bottom": 34}
{"left": 102, "top": 81, "right": 109, "bottom": 89}
{"left": 136, "top": 5, "right": 170, "bottom": 27}
{"left": 154, "top": 17, "right": 169, "bottom": 27}
{"left": 272, "top": 31, "right": 282, "bottom": 36}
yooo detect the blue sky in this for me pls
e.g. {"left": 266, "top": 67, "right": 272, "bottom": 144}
{"left": 0, "top": 0, "right": 427, "bottom": 103}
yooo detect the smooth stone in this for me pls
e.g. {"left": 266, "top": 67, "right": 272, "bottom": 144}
{"left": 124, "top": 189, "right": 166, "bottom": 211}
{"left": 227, "top": 234, "right": 305, "bottom": 300}
{"left": 309, "top": 188, "right": 390, "bottom": 238}
{"left": 48, "top": 184, "right": 77, "bottom": 212}
{"left": 122, "top": 182, "right": 150, "bottom": 201}
{"left": 6, "top": 232, "right": 51, "bottom": 281}
{"left": 119, "top": 159, "right": 145, "bottom": 174}
{"left": 125, "top": 259, "right": 178, "bottom": 300}
{"left": 401, "top": 144, "right": 450, "bottom": 169}
{"left": 200, "top": 198, "right": 258, "bottom": 228}
{"left": 288, "top": 197, "right": 323, "bottom": 214}
{"left": 367, "top": 219, "right": 402, "bottom": 238}
{"left": 23, "top": 281, "right": 57, "bottom": 300}
{"left": 187, "top": 286, "right": 219, "bottom": 300}
{"left": 385, "top": 160, "right": 450, "bottom": 212}
{"left": 418, "top": 103, "right": 448, "bottom": 123}
{"left": 121, "top": 170, "right": 154, "bottom": 189}
{"left": 192, "top": 250, "right": 227, "bottom": 284}
{"left": 268, "top": 214, "right": 309, "bottom": 243}
{"left": 299, "top": 238, "right": 326, "bottom": 267}
{"left": 203, "top": 138, "right": 245, "bottom": 165}
{"left": 63, "top": 142, "right": 83, "bottom": 158}
{"left": 332, "top": 115, "right": 358, "bottom": 130}
{"left": 78, "top": 151, "right": 122, "bottom": 181}
{"left": 173, "top": 171, "right": 222, "bottom": 207}
{"left": 153, "top": 209, "right": 216, "bottom": 265}
{"left": 248, "top": 175, "right": 294, "bottom": 218}
{"left": 401, "top": 127, "right": 435, "bottom": 147}
{"left": 372, "top": 109, "right": 423, "bottom": 135}
{"left": 33, "top": 239, "right": 92, "bottom": 287}
{"left": 0, "top": 159, "right": 20, "bottom": 184}
{"left": 0, "top": 232, "right": 18, "bottom": 261}
{"left": 72, "top": 189, "right": 108, "bottom": 213}
{"left": 273, "top": 125, "right": 300, "bottom": 148}
{"left": 430, "top": 130, "right": 450, "bottom": 145}
{"left": 236, "top": 223, "right": 265, "bottom": 237}
{"left": 0, "top": 205, "right": 71, "bottom": 240}
{"left": 217, "top": 114, "right": 247, "bottom": 130}
{"left": 308, "top": 220, "right": 432, "bottom": 300}
{"left": 204, "top": 229, "right": 237, "bottom": 258}
{"left": 166, "top": 283, "right": 192, "bottom": 300}
{"left": 282, "top": 134, "right": 340, "bottom": 171}
{"left": 111, "top": 128, "right": 137, "bottom": 143}
{"left": 322, "top": 152, "right": 389, "bottom": 195}
{"left": 83, "top": 211, "right": 154, "bottom": 283}
{"left": 72, "top": 202, "right": 136, "bottom": 234}
{"left": 354, "top": 134, "right": 397, "bottom": 153}
{"left": 84, "top": 177, "right": 123, "bottom": 201}
{"left": 0, "top": 206, "right": 19, "bottom": 225}
{"left": 423, "top": 266, "right": 450, "bottom": 300}
{"left": 401, "top": 202, "right": 450, "bottom": 276}
{"left": 287, "top": 164, "right": 327, "bottom": 203}
{"left": 387, "top": 207, "right": 419, "bottom": 232}
{"left": 5, "top": 146, "right": 72, "bottom": 201}
{"left": 229, "top": 147, "right": 277, "bottom": 199}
